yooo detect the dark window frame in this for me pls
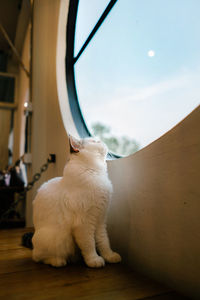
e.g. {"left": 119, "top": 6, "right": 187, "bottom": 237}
{"left": 66, "top": 0, "right": 90, "bottom": 138}
{"left": 66, "top": 0, "right": 120, "bottom": 158}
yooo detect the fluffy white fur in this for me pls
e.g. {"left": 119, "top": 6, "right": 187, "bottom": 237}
{"left": 32, "top": 136, "right": 121, "bottom": 268}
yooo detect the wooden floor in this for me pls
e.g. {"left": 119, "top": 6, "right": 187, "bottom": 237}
{"left": 0, "top": 228, "right": 188, "bottom": 300}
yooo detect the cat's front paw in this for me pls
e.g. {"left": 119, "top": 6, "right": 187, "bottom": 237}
{"left": 85, "top": 255, "right": 105, "bottom": 268}
{"left": 104, "top": 252, "right": 122, "bottom": 263}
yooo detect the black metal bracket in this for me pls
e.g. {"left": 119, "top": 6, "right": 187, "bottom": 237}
{"left": 48, "top": 154, "right": 56, "bottom": 163}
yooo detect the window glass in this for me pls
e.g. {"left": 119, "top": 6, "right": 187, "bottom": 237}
{"left": 74, "top": 0, "right": 200, "bottom": 156}
{"left": 74, "top": 0, "right": 110, "bottom": 57}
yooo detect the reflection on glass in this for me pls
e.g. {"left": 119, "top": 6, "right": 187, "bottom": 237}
{"left": 75, "top": 0, "right": 200, "bottom": 156}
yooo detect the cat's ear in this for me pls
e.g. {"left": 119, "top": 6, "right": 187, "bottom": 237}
{"left": 69, "top": 135, "right": 82, "bottom": 153}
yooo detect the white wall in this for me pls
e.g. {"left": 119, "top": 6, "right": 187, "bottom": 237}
{"left": 107, "top": 106, "right": 200, "bottom": 298}
{"left": 23, "top": 0, "right": 200, "bottom": 298}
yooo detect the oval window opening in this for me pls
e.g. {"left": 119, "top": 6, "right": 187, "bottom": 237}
{"left": 67, "top": 0, "right": 200, "bottom": 157}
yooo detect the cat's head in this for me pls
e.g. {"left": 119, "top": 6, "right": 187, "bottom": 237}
{"left": 69, "top": 135, "right": 108, "bottom": 162}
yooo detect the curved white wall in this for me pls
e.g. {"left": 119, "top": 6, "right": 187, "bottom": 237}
{"left": 28, "top": 0, "right": 200, "bottom": 298}
{"left": 107, "top": 106, "right": 200, "bottom": 298}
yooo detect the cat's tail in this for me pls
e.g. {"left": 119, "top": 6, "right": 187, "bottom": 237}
{"left": 21, "top": 232, "right": 34, "bottom": 249}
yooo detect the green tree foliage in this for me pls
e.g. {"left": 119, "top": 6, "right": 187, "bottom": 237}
{"left": 91, "top": 122, "right": 140, "bottom": 156}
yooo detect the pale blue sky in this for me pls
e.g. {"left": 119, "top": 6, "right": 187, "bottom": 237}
{"left": 74, "top": 0, "right": 200, "bottom": 150}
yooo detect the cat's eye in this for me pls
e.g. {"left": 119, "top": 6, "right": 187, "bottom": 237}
{"left": 66, "top": 0, "right": 200, "bottom": 158}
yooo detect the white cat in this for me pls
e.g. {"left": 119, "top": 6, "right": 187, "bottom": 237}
{"left": 32, "top": 135, "right": 121, "bottom": 268}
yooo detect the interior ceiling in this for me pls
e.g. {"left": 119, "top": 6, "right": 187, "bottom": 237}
{"left": 0, "top": 0, "right": 22, "bottom": 52}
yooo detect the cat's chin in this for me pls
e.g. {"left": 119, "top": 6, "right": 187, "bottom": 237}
{"left": 97, "top": 144, "right": 108, "bottom": 159}
{"left": 98, "top": 150, "right": 107, "bottom": 160}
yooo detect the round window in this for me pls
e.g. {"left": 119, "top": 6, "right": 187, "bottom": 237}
{"left": 66, "top": 0, "right": 200, "bottom": 157}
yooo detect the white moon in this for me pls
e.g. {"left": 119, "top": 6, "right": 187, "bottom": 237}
{"left": 148, "top": 50, "right": 155, "bottom": 57}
